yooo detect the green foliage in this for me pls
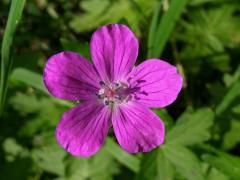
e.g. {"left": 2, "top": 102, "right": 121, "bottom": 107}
{"left": 216, "top": 77, "right": 240, "bottom": 116}
{"left": 147, "top": 0, "right": 188, "bottom": 57}
{"left": 31, "top": 136, "right": 66, "bottom": 176}
{"left": 69, "top": 0, "right": 157, "bottom": 35}
{"left": 166, "top": 108, "right": 214, "bottom": 146}
{"left": 9, "top": 92, "right": 65, "bottom": 137}
{"left": 105, "top": 138, "right": 140, "bottom": 173}
{"left": 136, "top": 108, "right": 213, "bottom": 180}
{"left": 64, "top": 147, "right": 119, "bottom": 180}
{"left": 135, "top": 148, "right": 174, "bottom": 180}
{"left": 0, "top": 0, "right": 25, "bottom": 117}
{"left": 11, "top": 68, "right": 47, "bottom": 94}
{"left": 203, "top": 150, "right": 240, "bottom": 179}
{"left": 1, "top": 0, "right": 240, "bottom": 179}
{"left": 223, "top": 119, "right": 240, "bottom": 150}
{"left": 3, "top": 138, "right": 29, "bottom": 161}
{"left": 176, "top": 3, "right": 240, "bottom": 74}
{"left": 60, "top": 38, "right": 91, "bottom": 60}
{"left": 207, "top": 167, "right": 229, "bottom": 180}
{"left": 163, "top": 144, "right": 205, "bottom": 180}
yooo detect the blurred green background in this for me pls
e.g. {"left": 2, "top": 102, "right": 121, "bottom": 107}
{"left": 0, "top": 0, "right": 240, "bottom": 179}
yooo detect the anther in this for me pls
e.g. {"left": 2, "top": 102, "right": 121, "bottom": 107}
{"left": 96, "top": 93, "right": 103, "bottom": 99}
{"left": 114, "top": 82, "right": 120, "bottom": 88}
{"left": 104, "top": 98, "right": 109, "bottom": 105}
{"left": 99, "top": 81, "right": 105, "bottom": 87}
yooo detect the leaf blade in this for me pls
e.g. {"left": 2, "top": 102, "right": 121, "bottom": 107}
{"left": 149, "top": 0, "right": 188, "bottom": 57}
{"left": 0, "top": 0, "right": 26, "bottom": 117}
{"left": 166, "top": 108, "right": 214, "bottom": 146}
{"left": 105, "top": 138, "right": 140, "bottom": 173}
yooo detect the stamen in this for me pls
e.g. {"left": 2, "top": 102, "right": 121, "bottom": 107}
{"left": 99, "top": 81, "right": 105, "bottom": 87}
{"left": 95, "top": 93, "right": 101, "bottom": 99}
{"left": 103, "top": 98, "right": 109, "bottom": 105}
{"left": 114, "top": 82, "right": 120, "bottom": 88}
{"left": 97, "top": 81, "right": 131, "bottom": 106}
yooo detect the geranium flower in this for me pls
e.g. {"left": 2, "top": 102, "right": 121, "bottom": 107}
{"left": 43, "top": 24, "right": 183, "bottom": 157}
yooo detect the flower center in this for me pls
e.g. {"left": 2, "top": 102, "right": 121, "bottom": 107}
{"left": 96, "top": 81, "right": 131, "bottom": 106}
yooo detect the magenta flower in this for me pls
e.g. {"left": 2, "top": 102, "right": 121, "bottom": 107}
{"left": 43, "top": 24, "right": 183, "bottom": 157}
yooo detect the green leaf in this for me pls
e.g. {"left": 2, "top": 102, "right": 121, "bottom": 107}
{"left": 105, "top": 138, "right": 140, "bottom": 173}
{"left": 31, "top": 134, "right": 66, "bottom": 176}
{"left": 163, "top": 144, "right": 205, "bottom": 180}
{"left": 232, "top": 104, "right": 240, "bottom": 114}
{"left": 0, "top": 0, "right": 26, "bottom": 117}
{"left": 9, "top": 92, "right": 67, "bottom": 137}
{"left": 135, "top": 148, "right": 174, "bottom": 180}
{"left": 203, "top": 151, "right": 240, "bottom": 179}
{"left": 166, "top": 108, "right": 214, "bottom": 146}
{"left": 216, "top": 80, "right": 240, "bottom": 116}
{"left": 176, "top": 5, "right": 239, "bottom": 73}
{"left": 3, "top": 138, "right": 29, "bottom": 162}
{"left": 90, "top": 148, "right": 120, "bottom": 180}
{"left": 148, "top": 0, "right": 188, "bottom": 57}
{"left": 147, "top": 1, "right": 163, "bottom": 58}
{"left": 60, "top": 38, "right": 91, "bottom": 60}
{"left": 223, "top": 66, "right": 240, "bottom": 87}
{"left": 11, "top": 68, "right": 47, "bottom": 94}
{"left": 65, "top": 147, "right": 119, "bottom": 180}
{"left": 223, "top": 119, "right": 240, "bottom": 150}
{"left": 207, "top": 167, "right": 230, "bottom": 180}
{"left": 10, "top": 68, "right": 74, "bottom": 108}
{"left": 69, "top": 0, "right": 157, "bottom": 34}
{"left": 216, "top": 65, "right": 240, "bottom": 115}
{"left": 10, "top": 92, "right": 44, "bottom": 114}
{"left": 153, "top": 108, "right": 174, "bottom": 131}
{"left": 65, "top": 156, "right": 90, "bottom": 180}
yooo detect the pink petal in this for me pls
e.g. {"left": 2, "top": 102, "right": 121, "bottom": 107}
{"left": 56, "top": 101, "right": 111, "bottom": 157}
{"left": 112, "top": 102, "right": 165, "bottom": 153}
{"left": 90, "top": 24, "right": 139, "bottom": 83}
{"left": 128, "top": 59, "right": 183, "bottom": 108}
{"left": 43, "top": 51, "right": 101, "bottom": 101}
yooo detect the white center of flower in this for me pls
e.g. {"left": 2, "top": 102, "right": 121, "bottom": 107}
{"left": 97, "top": 81, "right": 131, "bottom": 106}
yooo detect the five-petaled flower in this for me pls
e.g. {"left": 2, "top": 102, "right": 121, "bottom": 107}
{"left": 43, "top": 24, "right": 183, "bottom": 157}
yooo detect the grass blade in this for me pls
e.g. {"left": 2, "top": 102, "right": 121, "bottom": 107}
{"left": 215, "top": 80, "right": 240, "bottom": 116}
{"left": 148, "top": 0, "right": 188, "bottom": 57}
{"left": 0, "top": 0, "right": 25, "bottom": 117}
{"left": 147, "top": 1, "right": 163, "bottom": 58}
